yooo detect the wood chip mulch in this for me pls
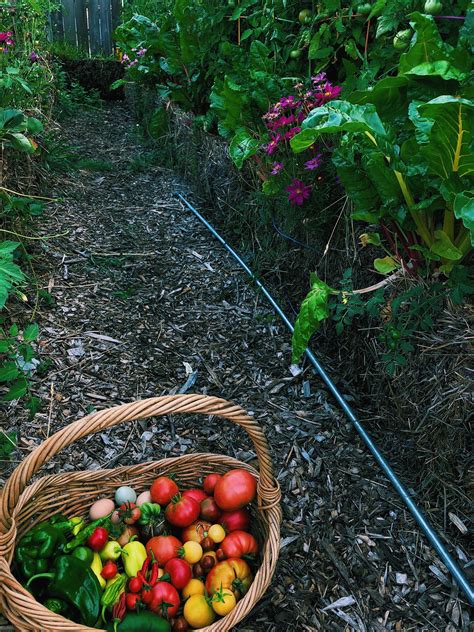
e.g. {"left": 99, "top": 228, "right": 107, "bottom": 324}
{"left": 1, "top": 103, "right": 472, "bottom": 631}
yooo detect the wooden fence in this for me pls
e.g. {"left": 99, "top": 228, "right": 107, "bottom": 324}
{"left": 49, "top": 0, "right": 124, "bottom": 56}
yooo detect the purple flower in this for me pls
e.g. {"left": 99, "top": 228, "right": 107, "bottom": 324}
{"left": 270, "top": 162, "right": 284, "bottom": 175}
{"left": 284, "top": 126, "right": 301, "bottom": 141}
{"left": 318, "top": 82, "right": 342, "bottom": 101}
{"left": 121, "top": 53, "right": 129, "bottom": 64}
{"left": 29, "top": 51, "right": 39, "bottom": 62}
{"left": 136, "top": 47, "right": 147, "bottom": 57}
{"left": 311, "top": 72, "right": 327, "bottom": 83}
{"left": 265, "top": 134, "right": 281, "bottom": 155}
{"left": 280, "top": 95, "right": 295, "bottom": 108}
{"left": 304, "top": 154, "right": 322, "bottom": 170}
{"left": 286, "top": 179, "right": 312, "bottom": 206}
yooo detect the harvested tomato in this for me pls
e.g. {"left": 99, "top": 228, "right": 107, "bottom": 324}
{"left": 208, "top": 524, "right": 225, "bottom": 543}
{"left": 182, "top": 578, "right": 205, "bottom": 599}
{"left": 220, "top": 508, "right": 251, "bottom": 533}
{"left": 183, "top": 594, "right": 215, "bottom": 628}
{"left": 182, "top": 489, "right": 208, "bottom": 504}
{"left": 201, "top": 554, "right": 215, "bottom": 571}
{"left": 148, "top": 582, "right": 180, "bottom": 617}
{"left": 87, "top": 527, "right": 108, "bottom": 551}
{"left": 146, "top": 535, "right": 182, "bottom": 566}
{"left": 203, "top": 473, "right": 222, "bottom": 495}
{"left": 101, "top": 560, "right": 118, "bottom": 579}
{"left": 165, "top": 558, "right": 193, "bottom": 590}
{"left": 201, "top": 536, "right": 215, "bottom": 552}
{"left": 180, "top": 541, "right": 203, "bottom": 564}
{"left": 150, "top": 476, "right": 179, "bottom": 505}
{"left": 181, "top": 520, "right": 211, "bottom": 544}
{"left": 211, "top": 587, "right": 236, "bottom": 616}
{"left": 200, "top": 497, "right": 222, "bottom": 522}
{"left": 220, "top": 530, "right": 258, "bottom": 559}
{"left": 166, "top": 495, "right": 200, "bottom": 528}
{"left": 172, "top": 616, "right": 189, "bottom": 632}
{"left": 128, "top": 576, "right": 143, "bottom": 593}
{"left": 119, "top": 502, "right": 141, "bottom": 525}
{"left": 214, "top": 469, "right": 257, "bottom": 511}
{"left": 206, "top": 558, "right": 253, "bottom": 599}
{"left": 126, "top": 592, "right": 141, "bottom": 611}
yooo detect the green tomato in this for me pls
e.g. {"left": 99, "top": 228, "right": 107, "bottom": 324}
{"left": 388, "top": 339, "right": 398, "bottom": 350}
{"left": 393, "top": 29, "right": 412, "bottom": 50}
{"left": 290, "top": 49, "right": 302, "bottom": 59}
{"left": 389, "top": 328, "right": 401, "bottom": 340}
{"left": 424, "top": 0, "right": 442, "bottom": 15}
{"left": 357, "top": 3, "right": 372, "bottom": 14}
{"left": 298, "top": 9, "right": 312, "bottom": 24}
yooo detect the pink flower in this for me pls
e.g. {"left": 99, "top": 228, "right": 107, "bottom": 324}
{"left": 265, "top": 134, "right": 281, "bottom": 155}
{"left": 136, "top": 47, "right": 147, "bottom": 56}
{"left": 270, "top": 162, "right": 284, "bottom": 175}
{"left": 286, "top": 179, "right": 312, "bottom": 206}
{"left": 284, "top": 126, "right": 301, "bottom": 141}
{"left": 311, "top": 72, "right": 326, "bottom": 83}
{"left": 280, "top": 95, "right": 295, "bottom": 108}
{"left": 304, "top": 154, "right": 322, "bottom": 170}
{"left": 29, "top": 51, "right": 39, "bottom": 62}
{"left": 318, "top": 82, "right": 342, "bottom": 102}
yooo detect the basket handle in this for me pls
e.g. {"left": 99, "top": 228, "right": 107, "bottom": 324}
{"left": 0, "top": 394, "right": 280, "bottom": 532}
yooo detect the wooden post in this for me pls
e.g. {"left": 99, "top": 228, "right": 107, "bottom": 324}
{"left": 62, "top": 0, "right": 77, "bottom": 46}
{"left": 111, "top": 0, "right": 121, "bottom": 31}
{"left": 99, "top": 0, "right": 112, "bottom": 54}
{"left": 75, "top": 0, "right": 89, "bottom": 53}
{"left": 88, "top": 0, "right": 101, "bottom": 55}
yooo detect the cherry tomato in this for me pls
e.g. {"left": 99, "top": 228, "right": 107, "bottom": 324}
{"left": 201, "top": 554, "right": 215, "bottom": 571}
{"left": 87, "top": 527, "right": 108, "bottom": 551}
{"left": 201, "top": 537, "right": 215, "bottom": 552}
{"left": 146, "top": 535, "right": 182, "bottom": 566}
{"left": 181, "top": 520, "right": 212, "bottom": 544}
{"left": 182, "top": 489, "right": 208, "bottom": 504}
{"left": 193, "top": 562, "right": 204, "bottom": 578}
{"left": 220, "top": 530, "right": 258, "bottom": 558}
{"left": 172, "top": 616, "right": 189, "bottom": 632}
{"left": 126, "top": 592, "right": 141, "bottom": 611}
{"left": 208, "top": 524, "right": 226, "bottom": 543}
{"left": 200, "top": 497, "right": 222, "bottom": 522}
{"left": 148, "top": 582, "right": 180, "bottom": 617}
{"left": 211, "top": 588, "right": 236, "bottom": 615}
{"left": 128, "top": 576, "right": 143, "bottom": 593}
{"left": 165, "top": 558, "right": 193, "bottom": 590}
{"left": 165, "top": 495, "right": 200, "bottom": 528}
{"left": 214, "top": 469, "right": 257, "bottom": 511}
{"left": 180, "top": 540, "right": 203, "bottom": 564}
{"left": 182, "top": 578, "right": 205, "bottom": 599}
{"left": 203, "top": 473, "right": 222, "bottom": 495}
{"left": 183, "top": 595, "right": 215, "bottom": 628}
{"left": 220, "top": 508, "right": 251, "bottom": 533}
{"left": 119, "top": 502, "right": 141, "bottom": 525}
{"left": 150, "top": 476, "right": 179, "bottom": 505}
{"left": 100, "top": 560, "right": 118, "bottom": 579}
{"left": 216, "top": 549, "right": 226, "bottom": 561}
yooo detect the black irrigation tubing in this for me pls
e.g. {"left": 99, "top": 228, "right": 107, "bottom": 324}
{"left": 176, "top": 192, "right": 474, "bottom": 605}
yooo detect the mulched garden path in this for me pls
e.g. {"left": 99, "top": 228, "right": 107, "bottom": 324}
{"left": 1, "top": 103, "right": 471, "bottom": 631}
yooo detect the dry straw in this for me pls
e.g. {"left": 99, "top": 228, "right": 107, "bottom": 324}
{"left": 0, "top": 394, "right": 281, "bottom": 631}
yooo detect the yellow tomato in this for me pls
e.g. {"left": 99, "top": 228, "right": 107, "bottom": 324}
{"left": 182, "top": 578, "right": 205, "bottom": 599}
{"left": 208, "top": 524, "right": 226, "bottom": 543}
{"left": 212, "top": 590, "right": 237, "bottom": 616}
{"left": 184, "top": 595, "right": 215, "bottom": 628}
{"left": 182, "top": 540, "right": 203, "bottom": 564}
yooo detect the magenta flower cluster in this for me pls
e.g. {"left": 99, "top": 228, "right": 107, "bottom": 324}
{"left": 261, "top": 73, "right": 341, "bottom": 206}
{"left": 0, "top": 31, "right": 14, "bottom": 53}
{"left": 121, "top": 47, "right": 147, "bottom": 68}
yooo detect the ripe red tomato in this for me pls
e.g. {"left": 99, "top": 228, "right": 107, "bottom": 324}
{"left": 214, "top": 469, "right": 257, "bottom": 511}
{"left": 164, "top": 558, "right": 193, "bottom": 590}
{"left": 181, "top": 520, "right": 212, "bottom": 544}
{"left": 200, "top": 497, "right": 222, "bottom": 522}
{"left": 220, "top": 508, "right": 251, "bottom": 533}
{"left": 126, "top": 592, "right": 141, "bottom": 611}
{"left": 220, "top": 530, "right": 258, "bottom": 559}
{"left": 150, "top": 476, "right": 179, "bottom": 505}
{"left": 165, "top": 495, "right": 200, "bottom": 528}
{"left": 182, "top": 488, "right": 208, "bottom": 504}
{"left": 148, "top": 582, "right": 180, "bottom": 617}
{"left": 203, "top": 473, "right": 222, "bottom": 495}
{"left": 146, "top": 535, "right": 182, "bottom": 566}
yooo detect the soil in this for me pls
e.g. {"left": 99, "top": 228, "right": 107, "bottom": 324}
{"left": 1, "top": 103, "right": 472, "bottom": 631}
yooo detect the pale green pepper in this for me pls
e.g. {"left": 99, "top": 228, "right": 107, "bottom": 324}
{"left": 121, "top": 541, "right": 147, "bottom": 577}
{"left": 100, "top": 540, "right": 125, "bottom": 562}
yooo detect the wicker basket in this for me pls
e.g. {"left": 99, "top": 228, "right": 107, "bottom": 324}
{"left": 0, "top": 394, "right": 281, "bottom": 631}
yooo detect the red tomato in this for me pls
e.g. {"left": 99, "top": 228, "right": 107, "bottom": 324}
{"left": 182, "top": 489, "right": 208, "bottom": 504}
{"left": 220, "top": 508, "right": 251, "bottom": 533}
{"left": 165, "top": 495, "right": 200, "bottom": 528}
{"left": 148, "top": 582, "right": 180, "bottom": 617}
{"left": 200, "top": 497, "right": 222, "bottom": 522}
{"left": 146, "top": 535, "right": 182, "bottom": 566}
{"left": 87, "top": 527, "right": 108, "bottom": 551}
{"left": 164, "top": 558, "right": 193, "bottom": 590}
{"left": 181, "top": 520, "right": 212, "bottom": 544}
{"left": 126, "top": 592, "right": 141, "bottom": 611}
{"left": 150, "top": 477, "right": 179, "bottom": 505}
{"left": 203, "top": 473, "right": 222, "bottom": 495}
{"left": 214, "top": 469, "right": 257, "bottom": 511}
{"left": 220, "top": 530, "right": 258, "bottom": 559}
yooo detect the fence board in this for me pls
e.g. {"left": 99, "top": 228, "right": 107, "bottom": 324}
{"left": 88, "top": 0, "right": 101, "bottom": 55}
{"left": 99, "top": 0, "right": 112, "bottom": 53}
{"left": 62, "top": 0, "right": 77, "bottom": 46}
{"left": 49, "top": 10, "right": 65, "bottom": 41}
{"left": 75, "top": 0, "right": 89, "bottom": 52}
{"left": 111, "top": 0, "right": 121, "bottom": 31}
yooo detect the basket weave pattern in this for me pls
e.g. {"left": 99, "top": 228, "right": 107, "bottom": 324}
{"left": 0, "top": 394, "right": 282, "bottom": 631}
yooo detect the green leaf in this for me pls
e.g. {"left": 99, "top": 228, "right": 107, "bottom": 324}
{"left": 23, "top": 323, "right": 39, "bottom": 342}
{"left": 3, "top": 377, "right": 28, "bottom": 401}
{"left": 291, "top": 276, "right": 332, "bottom": 362}
{"left": 374, "top": 256, "right": 400, "bottom": 274}
{"left": 375, "top": 14, "right": 399, "bottom": 39}
{"left": 249, "top": 41, "right": 272, "bottom": 73}
{"left": 414, "top": 96, "right": 474, "bottom": 180}
{"left": 430, "top": 230, "right": 463, "bottom": 260}
{"left": 0, "top": 241, "right": 20, "bottom": 255}
{"left": 110, "top": 79, "right": 126, "bottom": 90}
{"left": 349, "top": 76, "right": 409, "bottom": 121}
{"left": 26, "top": 117, "right": 43, "bottom": 134}
{"left": 0, "top": 430, "right": 17, "bottom": 459}
{"left": 454, "top": 193, "right": 474, "bottom": 246}
{"left": 8, "top": 132, "right": 35, "bottom": 153}
{"left": 368, "top": 0, "right": 387, "bottom": 19}
{"left": 0, "top": 362, "right": 19, "bottom": 382}
{"left": 399, "top": 12, "right": 471, "bottom": 81}
{"left": 229, "top": 129, "right": 259, "bottom": 169}
{"left": 148, "top": 108, "right": 168, "bottom": 139}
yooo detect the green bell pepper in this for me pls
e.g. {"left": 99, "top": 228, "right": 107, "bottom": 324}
{"left": 72, "top": 546, "right": 94, "bottom": 565}
{"left": 107, "top": 612, "right": 171, "bottom": 631}
{"left": 26, "top": 555, "right": 101, "bottom": 627}
{"left": 15, "top": 520, "right": 68, "bottom": 581}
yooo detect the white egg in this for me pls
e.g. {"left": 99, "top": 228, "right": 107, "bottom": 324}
{"left": 115, "top": 486, "right": 137, "bottom": 505}
{"left": 136, "top": 490, "right": 152, "bottom": 506}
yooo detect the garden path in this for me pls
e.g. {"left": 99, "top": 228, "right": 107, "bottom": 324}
{"left": 2, "top": 103, "right": 469, "bottom": 631}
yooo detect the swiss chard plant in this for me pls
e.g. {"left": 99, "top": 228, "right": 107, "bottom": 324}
{"left": 290, "top": 12, "right": 473, "bottom": 363}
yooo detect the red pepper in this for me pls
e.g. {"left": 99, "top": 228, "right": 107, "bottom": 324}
{"left": 112, "top": 592, "right": 126, "bottom": 622}
{"left": 138, "top": 554, "right": 152, "bottom": 581}
{"left": 148, "top": 561, "right": 159, "bottom": 586}
{"left": 87, "top": 527, "right": 109, "bottom": 551}
{"left": 101, "top": 560, "right": 118, "bottom": 580}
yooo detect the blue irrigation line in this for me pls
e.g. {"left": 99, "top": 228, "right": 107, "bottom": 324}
{"left": 176, "top": 192, "right": 474, "bottom": 605}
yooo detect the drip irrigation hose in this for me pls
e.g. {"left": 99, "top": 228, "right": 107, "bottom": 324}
{"left": 176, "top": 192, "right": 474, "bottom": 605}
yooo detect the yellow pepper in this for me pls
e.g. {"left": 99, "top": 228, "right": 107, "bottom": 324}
{"left": 70, "top": 516, "right": 85, "bottom": 536}
{"left": 91, "top": 552, "right": 106, "bottom": 589}
{"left": 121, "top": 541, "right": 147, "bottom": 577}
{"left": 100, "top": 540, "right": 124, "bottom": 562}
